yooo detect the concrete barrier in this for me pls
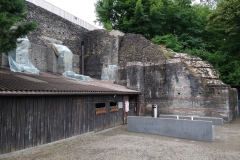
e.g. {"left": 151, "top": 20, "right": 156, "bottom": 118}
{"left": 159, "top": 115, "right": 223, "bottom": 125}
{"left": 193, "top": 117, "right": 223, "bottom": 125}
{"left": 127, "top": 116, "right": 215, "bottom": 142}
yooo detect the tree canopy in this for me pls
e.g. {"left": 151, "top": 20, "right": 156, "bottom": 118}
{"left": 95, "top": 0, "right": 240, "bottom": 85}
{"left": 95, "top": 0, "right": 206, "bottom": 44}
{"left": 0, "top": 0, "right": 37, "bottom": 53}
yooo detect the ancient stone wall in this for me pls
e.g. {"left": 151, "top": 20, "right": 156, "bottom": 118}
{"left": 29, "top": 43, "right": 48, "bottom": 71}
{"left": 126, "top": 52, "right": 237, "bottom": 122}
{"left": 0, "top": 53, "right": 9, "bottom": 67}
{"left": 25, "top": 1, "right": 86, "bottom": 55}
{"left": 1, "top": 2, "right": 82, "bottom": 74}
{"left": 118, "top": 33, "right": 167, "bottom": 86}
{"left": 82, "top": 29, "right": 238, "bottom": 122}
{"left": 22, "top": 1, "right": 82, "bottom": 74}
{"left": 228, "top": 88, "right": 238, "bottom": 120}
{"left": 83, "top": 30, "right": 122, "bottom": 79}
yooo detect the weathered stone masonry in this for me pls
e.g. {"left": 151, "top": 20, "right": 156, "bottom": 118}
{"left": 83, "top": 30, "right": 122, "bottom": 79}
{"left": 25, "top": 1, "right": 85, "bottom": 74}
{"left": 83, "top": 30, "right": 238, "bottom": 122}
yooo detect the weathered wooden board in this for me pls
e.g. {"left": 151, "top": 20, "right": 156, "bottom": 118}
{"left": 110, "top": 107, "right": 118, "bottom": 112}
{"left": 96, "top": 108, "right": 107, "bottom": 115}
{"left": 0, "top": 94, "right": 137, "bottom": 154}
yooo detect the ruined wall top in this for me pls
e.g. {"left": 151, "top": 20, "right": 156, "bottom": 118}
{"left": 25, "top": 1, "right": 87, "bottom": 55}
{"left": 118, "top": 33, "right": 167, "bottom": 68}
{"left": 167, "top": 50, "right": 225, "bottom": 86}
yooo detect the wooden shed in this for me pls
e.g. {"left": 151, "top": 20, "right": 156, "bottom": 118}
{"left": 0, "top": 68, "right": 140, "bottom": 154}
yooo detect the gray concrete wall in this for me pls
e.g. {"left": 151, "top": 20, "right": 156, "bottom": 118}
{"left": 159, "top": 115, "right": 223, "bottom": 125}
{"left": 127, "top": 116, "right": 215, "bottom": 142}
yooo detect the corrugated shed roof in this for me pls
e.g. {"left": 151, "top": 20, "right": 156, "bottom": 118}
{"left": 0, "top": 68, "right": 140, "bottom": 95}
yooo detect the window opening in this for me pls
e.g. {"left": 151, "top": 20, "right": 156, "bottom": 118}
{"left": 95, "top": 103, "right": 106, "bottom": 115}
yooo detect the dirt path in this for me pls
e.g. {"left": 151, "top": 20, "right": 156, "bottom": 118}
{"left": 1, "top": 118, "right": 240, "bottom": 160}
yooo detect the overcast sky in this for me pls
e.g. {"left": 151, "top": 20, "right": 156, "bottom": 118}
{"left": 44, "top": 0, "right": 101, "bottom": 29}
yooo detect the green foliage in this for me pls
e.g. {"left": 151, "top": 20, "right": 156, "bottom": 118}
{"left": 185, "top": 49, "right": 240, "bottom": 85}
{"left": 152, "top": 34, "right": 183, "bottom": 52}
{"left": 0, "top": 0, "right": 37, "bottom": 53}
{"left": 207, "top": 0, "right": 240, "bottom": 57}
{"left": 95, "top": 0, "right": 212, "bottom": 49}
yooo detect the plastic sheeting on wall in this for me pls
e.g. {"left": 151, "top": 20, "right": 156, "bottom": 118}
{"left": 101, "top": 65, "right": 117, "bottom": 81}
{"left": 8, "top": 37, "right": 39, "bottom": 74}
{"left": 63, "top": 71, "right": 93, "bottom": 82}
{"left": 52, "top": 44, "right": 73, "bottom": 69}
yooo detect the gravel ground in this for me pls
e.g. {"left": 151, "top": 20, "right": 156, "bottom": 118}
{"left": 1, "top": 118, "right": 240, "bottom": 160}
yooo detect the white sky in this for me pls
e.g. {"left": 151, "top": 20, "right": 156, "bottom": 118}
{"left": 44, "top": 0, "right": 102, "bottom": 29}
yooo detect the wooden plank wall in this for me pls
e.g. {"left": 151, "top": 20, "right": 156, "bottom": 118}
{"left": 0, "top": 94, "right": 126, "bottom": 154}
{"left": 93, "top": 95, "right": 124, "bottom": 132}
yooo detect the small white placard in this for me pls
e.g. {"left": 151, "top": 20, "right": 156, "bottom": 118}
{"left": 118, "top": 102, "right": 123, "bottom": 109}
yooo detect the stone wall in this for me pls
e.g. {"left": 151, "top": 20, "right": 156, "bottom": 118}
{"left": 118, "top": 34, "right": 167, "bottom": 86}
{"left": 83, "top": 30, "right": 122, "bottom": 79}
{"left": 29, "top": 43, "right": 48, "bottom": 71}
{"left": 0, "top": 53, "right": 9, "bottom": 67}
{"left": 1, "top": 2, "right": 82, "bottom": 74}
{"left": 126, "top": 51, "right": 238, "bottom": 122}
{"left": 25, "top": 1, "right": 86, "bottom": 55}
{"left": 83, "top": 29, "right": 238, "bottom": 122}
{"left": 29, "top": 43, "right": 80, "bottom": 74}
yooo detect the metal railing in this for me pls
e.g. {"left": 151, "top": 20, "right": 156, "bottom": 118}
{"left": 26, "top": 0, "right": 98, "bottom": 31}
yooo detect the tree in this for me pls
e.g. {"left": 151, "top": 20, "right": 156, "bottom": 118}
{"left": 0, "top": 0, "right": 37, "bottom": 53}
{"left": 95, "top": 0, "right": 210, "bottom": 49}
{"left": 201, "top": 0, "right": 240, "bottom": 85}
{"left": 207, "top": 0, "right": 240, "bottom": 57}
{"left": 199, "top": 0, "right": 220, "bottom": 9}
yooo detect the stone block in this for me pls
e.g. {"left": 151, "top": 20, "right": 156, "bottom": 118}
{"left": 127, "top": 62, "right": 144, "bottom": 91}
{"left": 29, "top": 43, "right": 48, "bottom": 71}
{"left": 1, "top": 53, "right": 9, "bottom": 67}
{"left": 47, "top": 47, "right": 58, "bottom": 73}
{"left": 72, "top": 54, "right": 80, "bottom": 74}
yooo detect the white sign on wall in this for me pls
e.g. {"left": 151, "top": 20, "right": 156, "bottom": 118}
{"left": 118, "top": 102, "right": 123, "bottom": 109}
